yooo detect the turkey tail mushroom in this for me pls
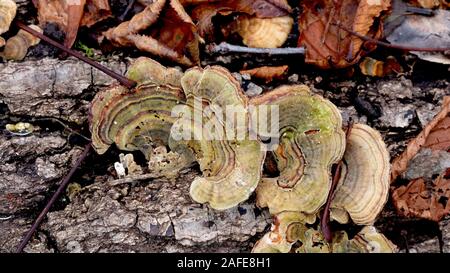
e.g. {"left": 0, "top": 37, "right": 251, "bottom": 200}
{"left": 89, "top": 57, "right": 189, "bottom": 160}
{"left": 179, "top": 66, "right": 266, "bottom": 210}
{"left": 1, "top": 25, "right": 43, "bottom": 60}
{"left": 330, "top": 124, "right": 390, "bottom": 225}
{"left": 252, "top": 85, "right": 346, "bottom": 215}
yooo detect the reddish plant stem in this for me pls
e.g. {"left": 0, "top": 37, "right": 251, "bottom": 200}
{"left": 335, "top": 23, "right": 450, "bottom": 52}
{"left": 320, "top": 121, "right": 353, "bottom": 244}
{"left": 15, "top": 143, "right": 92, "bottom": 253}
{"left": 15, "top": 22, "right": 137, "bottom": 89}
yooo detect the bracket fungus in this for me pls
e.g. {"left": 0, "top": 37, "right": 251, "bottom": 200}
{"left": 0, "top": 0, "right": 16, "bottom": 35}
{"left": 252, "top": 211, "right": 315, "bottom": 253}
{"left": 252, "top": 85, "right": 346, "bottom": 215}
{"left": 330, "top": 123, "right": 390, "bottom": 225}
{"left": 177, "top": 66, "right": 266, "bottom": 210}
{"left": 89, "top": 57, "right": 191, "bottom": 164}
{"left": 1, "top": 25, "right": 43, "bottom": 61}
{"left": 90, "top": 58, "right": 265, "bottom": 210}
{"left": 295, "top": 225, "right": 396, "bottom": 253}
{"left": 235, "top": 15, "right": 293, "bottom": 48}
{"left": 253, "top": 213, "right": 396, "bottom": 253}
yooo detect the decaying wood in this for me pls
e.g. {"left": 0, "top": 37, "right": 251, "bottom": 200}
{"left": 0, "top": 57, "right": 127, "bottom": 124}
{"left": 42, "top": 171, "right": 270, "bottom": 252}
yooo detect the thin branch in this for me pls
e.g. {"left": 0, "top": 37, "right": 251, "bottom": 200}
{"left": 15, "top": 143, "right": 92, "bottom": 253}
{"left": 206, "top": 42, "right": 306, "bottom": 55}
{"left": 335, "top": 23, "right": 450, "bottom": 52}
{"left": 15, "top": 22, "right": 137, "bottom": 89}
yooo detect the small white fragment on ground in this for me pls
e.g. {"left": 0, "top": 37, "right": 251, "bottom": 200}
{"left": 245, "top": 82, "right": 263, "bottom": 97}
{"left": 114, "top": 162, "right": 126, "bottom": 178}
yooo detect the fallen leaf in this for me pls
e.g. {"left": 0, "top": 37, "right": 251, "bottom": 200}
{"left": 392, "top": 170, "right": 450, "bottom": 222}
{"left": 34, "top": 0, "right": 111, "bottom": 48}
{"left": 233, "top": 15, "right": 293, "bottom": 48}
{"left": 190, "top": 0, "right": 291, "bottom": 40}
{"left": 359, "top": 56, "right": 403, "bottom": 77}
{"left": 81, "top": 0, "right": 111, "bottom": 27}
{"left": 240, "top": 65, "right": 288, "bottom": 83}
{"left": 66, "top": 0, "right": 86, "bottom": 48}
{"left": 391, "top": 97, "right": 450, "bottom": 181}
{"left": 391, "top": 97, "right": 450, "bottom": 222}
{"left": 385, "top": 8, "right": 450, "bottom": 64}
{"left": 298, "top": 0, "right": 390, "bottom": 69}
{"left": 104, "top": 0, "right": 199, "bottom": 66}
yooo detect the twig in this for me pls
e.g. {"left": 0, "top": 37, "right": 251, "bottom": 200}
{"left": 206, "top": 42, "right": 306, "bottom": 55}
{"left": 335, "top": 23, "right": 450, "bottom": 52}
{"left": 15, "top": 143, "right": 92, "bottom": 253}
{"left": 34, "top": 117, "right": 91, "bottom": 141}
{"left": 320, "top": 120, "right": 353, "bottom": 244}
{"left": 15, "top": 22, "right": 137, "bottom": 89}
{"left": 107, "top": 173, "right": 166, "bottom": 187}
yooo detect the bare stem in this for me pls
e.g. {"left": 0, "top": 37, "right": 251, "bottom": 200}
{"left": 15, "top": 143, "right": 92, "bottom": 253}
{"left": 15, "top": 21, "right": 137, "bottom": 89}
{"left": 206, "top": 42, "right": 306, "bottom": 55}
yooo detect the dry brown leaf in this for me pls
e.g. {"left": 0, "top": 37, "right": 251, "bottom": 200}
{"left": 65, "top": 0, "right": 86, "bottom": 48}
{"left": 298, "top": 0, "right": 390, "bottom": 69}
{"left": 391, "top": 97, "right": 450, "bottom": 181}
{"left": 81, "top": 0, "right": 111, "bottom": 27}
{"left": 104, "top": 0, "right": 199, "bottom": 66}
{"left": 34, "top": 0, "right": 111, "bottom": 48}
{"left": 392, "top": 170, "right": 450, "bottom": 222}
{"left": 391, "top": 97, "right": 450, "bottom": 222}
{"left": 240, "top": 65, "right": 288, "bottom": 83}
{"left": 190, "top": 0, "right": 291, "bottom": 40}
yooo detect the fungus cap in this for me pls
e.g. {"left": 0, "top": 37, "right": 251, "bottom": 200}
{"left": 330, "top": 123, "right": 390, "bottom": 225}
{"left": 253, "top": 85, "right": 346, "bottom": 215}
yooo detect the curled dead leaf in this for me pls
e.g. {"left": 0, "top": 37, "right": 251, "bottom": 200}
{"left": 298, "top": 0, "right": 390, "bottom": 69}
{"left": 235, "top": 15, "right": 293, "bottom": 48}
{"left": 392, "top": 171, "right": 450, "bottom": 222}
{"left": 34, "top": 0, "right": 111, "bottom": 48}
{"left": 104, "top": 0, "right": 199, "bottom": 66}
{"left": 391, "top": 96, "right": 450, "bottom": 222}
{"left": 240, "top": 65, "right": 288, "bottom": 83}
{"left": 391, "top": 97, "right": 450, "bottom": 181}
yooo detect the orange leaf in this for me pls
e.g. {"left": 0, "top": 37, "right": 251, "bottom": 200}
{"left": 240, "top": 65, "right": 288, "bottom": 83}
{"left": 66, "top": 0, "right": 86, "bottom": 48}
{"left": 391, "top": 97, "right": 450, "bottom": 222}
{"left": 298, "top": 0, "right": 390, "bottom": 69}
{"left": 391, "top": 97, "right": 450, "bottom": 181}
{"left": 392, "top": 171, "right": 450, "bottom": 222}
{"left": 104, "top": 0, "right": 199, "bottom": 66}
